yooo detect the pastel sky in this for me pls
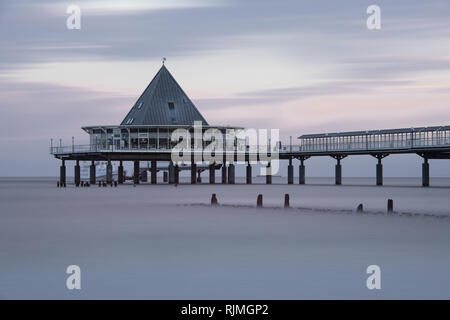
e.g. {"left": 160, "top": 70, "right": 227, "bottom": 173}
{"left": 1, "top": 0, "right": 450, "bottom": 177}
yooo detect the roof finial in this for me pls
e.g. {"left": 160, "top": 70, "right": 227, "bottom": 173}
{"left": 162, "top": 57, "right": 166, "bottom": 65}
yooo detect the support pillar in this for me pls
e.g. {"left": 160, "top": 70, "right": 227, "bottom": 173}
{"left": 209, "top": 163, "right": 215, "bottom": 184}
{"left": 221, "top": 164, "right": 227, "bottom": 184}
{"left": 228, "top": 163, "right": 235, "bottom": 184}
{"left": 174, "top": 164, "right": 179, "bottom": 184}
{"left": 106, "top": 160, "right": 113, "bottom": 184}
{"left": 299, "top": 159, "right": 306, "bottom": 185}
{"left": 60, "top": 160, "right": 66, "bottom": 185}
{"left": 335, "top": 159, "right": 342, "bottom": 185}
{"left": 89, "top": 160, "right": 96, "bottom": 185}
{"left": 287, "top": 158, "right": 293, "bottom": 184}
{"left": 246, "top": 162, "right": 252, "bottom": 184}
{"left": 376, "top": 158, "right": 383, "bottom": 186}
{"left": 118, "top": 161, "right": 124, "bottom": 184}
{"left": 266, "top": 162, "right": 272, "bottom": 184}
{"left": 133, "top": 160, "right": 140, "bottom": 184}
{"left": 422, "top": 158, "right": 430, "bottom": 187}
{"left": 168, "top": 162, "right": 175, "bottom": 184}
{"left": 151, "top": 160, "right": 157, "bottom": 184}
{"left": 197, "top": 170, "right": 201, "bottom": 183}
{"left": 74, "top": 160, "right": 80, "bottom": 186}
{"left": 191, "top": 162, "right": 197, "bottom": 184}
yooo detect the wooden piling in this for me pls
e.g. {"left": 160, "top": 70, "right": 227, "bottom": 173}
{"left": 257, "top": 194, "right": 263, "bottom": 208}
{"left": 211, "top": 193, "right": 218, "bottom": 206}
{"left": 284, "top": 194, "right": 290, "bottom": 208}
{"left": 387, "top": 199, "right": 394, "bottom": 213}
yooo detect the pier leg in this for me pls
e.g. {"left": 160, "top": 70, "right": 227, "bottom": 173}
{"left": 221, "top": 164, "right": 227, "bottom": 184}
{"left": 90, "top": 160, "right": 96, "bottom": 185}
{"left": 246, "top": 162, "right": 252, "bottom": 184}
{"left": 133, "top": 160, "right": 140, "bottom": 184}
{"left": 151, "top": 160, "right": 157, "bottom": 184}
{"left": 299, "top": 159, "right": 305, "bottom": 185}
{"left": 191, "top": 162, "right": 197, "bottom": 184}
{"left": 74, "top": 160, "right": 80, "bottom": 186}
{"left": 168, "top": 162, "right": 175, "bottom": 184}
{"left": 335, "top": 159, "right": 342, "bottom": 185}
{"left": 209, "top": 163, "right": 215, "bottom": 184}
{"left": 106, "top": 160, "right": 113, "bottom": 184}
{"left": 174, "top": 164, "right": 179, "bottom": 184}
{"left": 228, "top": 164, "right": 235, "bottom": 184}
{"left": 60, "top": 160, "right": 66, "bottom": 185}
{"left": 118, "top": 161, "right": 124, "bottom": 184}
{"left": 376, "top": 158, "right": 383, "bottom": 186}
{"left": 287, "top": 158, "right": 293, "bottom": 184}
{"left": 266, "top": 163, "right": 272, "bottom": 184}
{"left": 422, "top": 158, "right": 430, "bottom": 187}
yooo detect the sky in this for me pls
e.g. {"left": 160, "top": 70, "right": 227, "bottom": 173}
{"left": 1, "top": 0, "right": 450, "bottom": 177}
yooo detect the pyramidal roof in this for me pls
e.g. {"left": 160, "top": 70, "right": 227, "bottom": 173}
{"left": 121, "top": 64, "right": 208, "bottom": 126}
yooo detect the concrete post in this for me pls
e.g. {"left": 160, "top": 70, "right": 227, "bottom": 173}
{"left": 376, "top": 158, "right": 383, "bottom": 186}
{"left": 191, "top": 162, "right": 197, "bottom": 184}
{"left": 228, "top": 163, "right": 235, "bottom": 184}
{"left": 299, "top": 159, "right": 305, "bottom": 185}
{"left": 168, "top": 162, "right": 175, "bottom": 184}
{"left": 90, "top": 160, "right": 96, "bottom": 185}
{"left": 209, "top": 163, "right": 215, "bottom": 184}
{"left": 266, "top": 162, "right": 272, "bottom": 184}
{"left": 118, "top": 161, "right": 124, "bottom": 184}
{"left": 60, "top": 160, "right": 66, "bottom": 185}
{"left": 74, "top": 160, "right": 81, "bottom": 186}
{"left": 422, "top": 158, "right": 430, "bottom": 187}
{"left": 133, "top": 160, "right": 140, "bottom": 184}
{"left": 287, "top": 158, "right": 293, "bottom": 184}
{"left": 335, "top": 159, "right": 342, "bottom": 185}
{"left": 151, "top": 160, "right": 157, "bottom": 184}
{"left": 106, "top": 160, "right": 113, "bottom": 184}
{"left": 221, "top": 164, "right": 227, "bottom": 184}
{"left": 246, "top": 162, "right": 252, "bottom": 184}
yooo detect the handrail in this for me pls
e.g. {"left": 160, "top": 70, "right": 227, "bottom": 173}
{"left": 49, "top": 137, "right": 450, "bottom": 155}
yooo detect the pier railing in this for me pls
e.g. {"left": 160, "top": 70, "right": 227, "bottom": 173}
{"left": 50, "top": 137, "right": 450, "bottom": 156}
{"left": 298, "top": 137, "right": 450, "bottom": 153}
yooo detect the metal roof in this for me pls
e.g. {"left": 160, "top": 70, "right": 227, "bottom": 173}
{"left": 299, "top": 125, "right": 450, "bottom": 139}
{"left": 120, "top": 65, "right": 209, "bottom": 126}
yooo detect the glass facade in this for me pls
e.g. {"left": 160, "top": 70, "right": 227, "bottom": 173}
{"left": 86, "top": 126, "right": 244, "bottom": 151}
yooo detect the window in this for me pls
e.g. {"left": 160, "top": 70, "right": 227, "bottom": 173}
{"left": 168, "top": 102, "right": 175, "bottom": 110}
{"left": 126, "top": 118, "right": 134, "bottom": 125}
{"left": 137, "top": 102, "right": 142, "bottom": 109}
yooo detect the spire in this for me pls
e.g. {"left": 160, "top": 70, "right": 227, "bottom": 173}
{"left": 121, "top": 64, "right": 208, "bottom": 126}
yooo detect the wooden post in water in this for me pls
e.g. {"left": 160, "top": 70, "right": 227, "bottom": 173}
{"left": 257, "top": 194, "right": 263, "bottom": 208}
{"left": 387, "top": 199, "right": 394, "bottom": 213}
{"left": 211, "top": 193, "right": 218, "bottom": 206}
{"left": 284, "top": 194, "right": 290, "bottom": 208}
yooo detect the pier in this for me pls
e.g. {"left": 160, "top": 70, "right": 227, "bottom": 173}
{"left": 50, "top": 64, "right": 450, "bottom": 187}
